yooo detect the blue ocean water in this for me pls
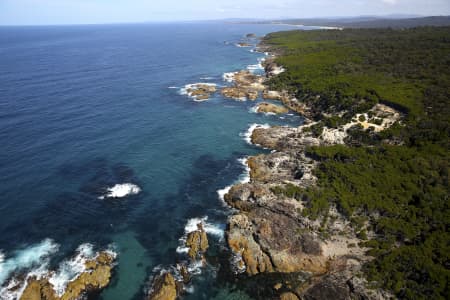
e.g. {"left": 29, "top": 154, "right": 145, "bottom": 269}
{"left": 0, "top": 23, "right": 308, "bottom": 299}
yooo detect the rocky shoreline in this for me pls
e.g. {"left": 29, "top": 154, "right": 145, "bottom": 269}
{"left": 163, "top": 32, "right": 402, "bottom": 299}
{"left": 1, "top": 244, "right": 117, "bottom": 300}
{"left": 218, "top": 37, "right": 401, "bottom": 299}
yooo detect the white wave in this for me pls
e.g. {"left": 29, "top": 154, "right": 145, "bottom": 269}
{"left": 203, "top": 223, "right": 225, "bottom": 240}
{"left": 248, "top": 105, "right": 258, "bottom": 114}
{"left": 199, "top": 76, "right": 214, "bottom": 80}
{"left": 168, "top": 86, "right": 179, "bottom": 89}
{"left": 48, "top": 244, "right": 117, "bottom": 297}
{"left": 230, "top": 251, "right": 246, "bottom": 274}
{"left": 98, "top": 183, "right": 141, "bottom": 199}
{"left": 184, "top": 284, "right": 195, "bottom": 294}
{"left": 179, "top": 83, "right": 217, "bottom": 101}
{"left": 240, "top": 123, "right": 270, "bottom": 145}
{"left": 0, "top": 242, "right": 117, "bottom": 300}
{"left": 0, "top": 239, "right": 59, "bottom": 286}
{"left": 222, "top": 72, "right": 237, "bottom": 83}
{"left": 246, "top": 64, "right": 263, "bottom": 71}
{"left": 237, "top": 158, "right": 250, "bottom": 184}
{"left": 176, "top": 217, "right": 225, "bottom": 255}
{"left": 216, "top": 157, "right": 251, "bottom": 206}
{"left": 48, "top": 243, "right": 95, "bottom": 296}
{"left": 186, "top": 260, "right": 204, "bottom": 275}
{"left": 247, "top": 57, "right": 265, "bottom": 73}
{"left": 217, "top": 185, "right": 232, "bottom": 204}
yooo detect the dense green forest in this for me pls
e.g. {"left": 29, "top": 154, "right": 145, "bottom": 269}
{"left": 263, "top": 28, "right": 449, "bottom": 299}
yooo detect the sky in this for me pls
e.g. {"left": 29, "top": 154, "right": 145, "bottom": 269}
{"left": 0, "top": 0, "right": 449, "bottom": 25}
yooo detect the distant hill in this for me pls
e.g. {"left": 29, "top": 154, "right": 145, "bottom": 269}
{"left": 254, "top": 16, "right": 450, "bottom": 28}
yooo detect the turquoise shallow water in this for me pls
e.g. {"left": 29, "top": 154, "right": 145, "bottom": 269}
{"left": 0, "top": 22, "right": 309, "bottom": 299}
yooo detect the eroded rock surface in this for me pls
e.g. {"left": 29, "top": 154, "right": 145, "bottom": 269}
{"left": 185, "top": 223, "right": 209, "bottom": 260}
{"left": 147, "top": 272, "right": 178, "bottom": 300}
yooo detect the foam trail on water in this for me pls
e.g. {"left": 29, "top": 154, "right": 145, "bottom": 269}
{"left": 0, "top": 239, "right": 59, "bottom": 286}
{"left": 98, "top": 183, "right": 141, "bottom": 199}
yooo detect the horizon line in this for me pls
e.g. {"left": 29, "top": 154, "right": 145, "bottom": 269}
{"left": 1, "top": 14, "right": 449, "bottom": 27}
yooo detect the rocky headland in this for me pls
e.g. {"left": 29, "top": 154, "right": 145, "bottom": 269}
{"left": 219, "top": 43, "right": 402, "bottom": 299}
{"left": 255, "top": 102, "right": 289, "bottom": 114}
{"left": 221, "top": 70, "right": 266, "bottom": 101}
{"left": 170, "top": 34, "right": 403, "bottom": 299}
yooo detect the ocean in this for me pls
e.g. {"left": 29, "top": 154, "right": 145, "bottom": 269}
{"left": 0, "top": 22, "right": 309, "bottom": 299}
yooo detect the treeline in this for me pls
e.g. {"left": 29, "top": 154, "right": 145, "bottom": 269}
{"left": 263, "top": 27, "right": 450, "bottom": 299}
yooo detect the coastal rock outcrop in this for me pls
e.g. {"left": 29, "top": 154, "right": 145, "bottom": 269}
{"left": 237, "top": 42, "right": 252, "bottom": 47}
{"left": 221, "top": 70, "right": 266, "bottom": 101}
{"left": 263, "top": 58, "right": 286, "bottom": 77}
{"left": 185, "top": 223, "right": 209, "bottom": 260}
{"left": 147, "top": 272, "right": 178, "bottom": 300}
{"left": 185, "top": 83, "right": 217, "bottom": 101}
{"left": 19, "top": 250, "right": 116, "bottom": 300}
{"left": 255, "top": 102, "right": 289, "bottom": 114}
{"left": 221, "top": 87, "right": 258, "bottom": 101}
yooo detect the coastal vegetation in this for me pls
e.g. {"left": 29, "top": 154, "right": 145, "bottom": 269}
{"left": 263, "top": 27, "right": 450, "bottom": 299}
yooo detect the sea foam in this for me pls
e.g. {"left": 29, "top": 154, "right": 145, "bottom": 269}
{"left": 179, "top": 83, "right": 217, "bottom": 101}
{"left": 222, "top": 72, "right": 237, "bottom": 83}
{"left": 0, "top": 239, "right": 59, "bottom": 286}
{"left": 176, "top": 216, "right": 224, "bottom": 255}
{"left": 48, "top": 243, "right": 117, "bottom": 296}
{"left": 98, "top": 183, "right": 141, "bottom": 199}
{"left": 216, "top": 158, "right": 251, "bottom": 206}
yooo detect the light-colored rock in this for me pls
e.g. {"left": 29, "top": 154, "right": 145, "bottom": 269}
{"left": 185, "top": 223, "right": 209, "bottom": 260}
{"left": 280, "top": 292, "right": 299, "bottom": 300}
{"left": 256, "top": 102, "right": 289, "bottom": 114}
{"left": 148, "top": 272, "right": 177, "bottom": 300}
{"left": 19, "top": 251, "right": 116, "bottom": 300}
